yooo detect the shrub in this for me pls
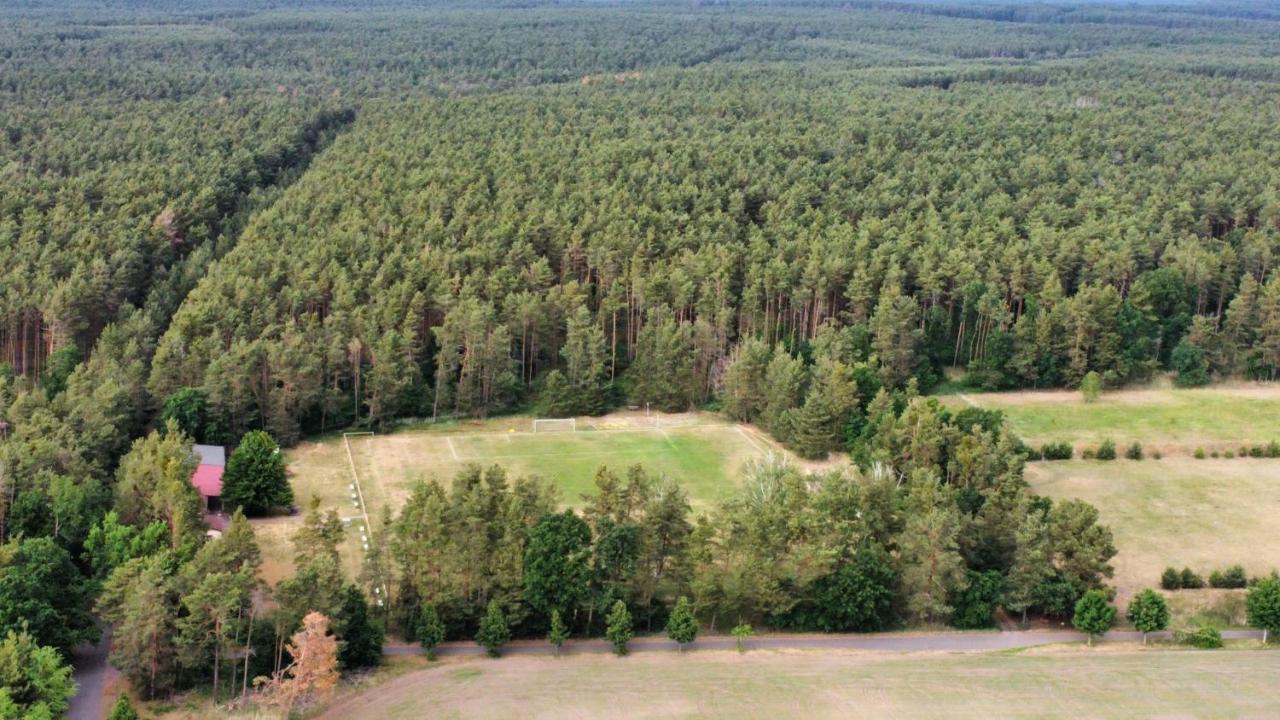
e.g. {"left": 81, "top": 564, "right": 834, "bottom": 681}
{"left": 1224, "top": 450, "right": 1235, "bottom": 459}
{"left": 1249, "top": 445, "right": 1266, "bottom": 458}
{"left": 1082, "top": 448, "right": 1096, "bottom": 460}
{"left": 1266, "top": 441, "right": 1280, "bottom": 458}
{"left": 1161, "top": 567, "right": 1182, "bottom": 590}
{"left": 1193, "top": 447, "right": 1206, "bottom": 459}
{"left": 1209, "top": 565, "right": 1248, "bottom": 589}
{"left": 1180, "top": 567, "right": 1205, "bottom": 589}
{"left": 950, "top": 570, "right": 1003, "bottom": 630}
{"left": 1125, "top": 442, "right": 1143, "bottom": 460}
{"left": 1210, "top": 450, "right": 1220, "bottom": 458}
{"left": 1152, "top": 450, "right": 1162, "bottom": 459}
{"left": 1080, "top": 371, "right": 1102, "bottom": 403}
{"left": 1039, "top": 442, "right": 1074, "bottom": 461}
{"left": 1095, "top": 439, "right": 1116, "bottom": 461}
{"left": 731, "top": 623, "right": 754, "bottom": 653}
{"left": 1175, "top": 624, "right": 1223, "bottom": 649}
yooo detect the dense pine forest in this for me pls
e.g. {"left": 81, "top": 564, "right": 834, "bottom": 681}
{"left": 2, "top": 0, "right": 1280, "bottom": 715}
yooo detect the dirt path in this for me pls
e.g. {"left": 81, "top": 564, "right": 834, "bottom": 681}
{"left": 383, "top": 628, "right": 1264, "bottom": 658}
{"left": 68, "top": 625, "right": 116, "bottom": 720}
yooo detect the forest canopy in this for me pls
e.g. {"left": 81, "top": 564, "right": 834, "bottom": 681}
{"left": 1, "top": 0, "right": 1280, "bottom": 709}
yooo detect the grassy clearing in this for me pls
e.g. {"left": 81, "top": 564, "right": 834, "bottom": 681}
{"left": 1025, "top": 459, "right": 1280, "bottom": 601}
{"left": 262, "top": 413, "right": 782, "bottom": 584}
{"left": 957, "top": 384, "right": 1280, "bottom": 452}
{"left": 313, "top": 648, "right": 1280, "bottom": 720}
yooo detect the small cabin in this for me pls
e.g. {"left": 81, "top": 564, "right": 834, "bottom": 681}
{"left": 191, "top": 444, "right": 226, "bottom": 512}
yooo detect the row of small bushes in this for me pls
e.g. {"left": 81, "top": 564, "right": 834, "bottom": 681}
{"left": 1038, "top": 440, "right": 1163, "bottom": 461}
{"left": 1193, "top": 441, "right": 1280, "bottom": 459}
{"left": 1161, "top": 565, "right": 1250, "bottom": 590}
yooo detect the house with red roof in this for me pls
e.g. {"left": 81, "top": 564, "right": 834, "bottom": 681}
{"left": 192, "top": 444, "right": 226, "bottom": 512}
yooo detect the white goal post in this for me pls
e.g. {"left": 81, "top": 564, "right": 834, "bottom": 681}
{"left": 532, "top": 418, "right": 577, "bottom": 433}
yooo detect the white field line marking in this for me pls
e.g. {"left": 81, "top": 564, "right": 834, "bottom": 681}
{"left": 735, "top": 425, "right": 770, "bottom": 454}
{"left": 446, "top": 437, "right": 461, "bottom": 461}
{"left": 342, "top": 433, "right": 375, "bottom": 537}
{"left": 436, "top": 423, "right": 720, "bottom": 442}
{"left": 343, "top": 432, "right": 386, "bottom": 598}
{"left": 449, "top": 448, "right": 677, "bottom": 462}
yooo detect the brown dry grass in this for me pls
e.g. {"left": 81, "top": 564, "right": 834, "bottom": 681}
{"left": 1026, "top": 458, "right": 1280, "bottom": 605}
{"left": 312, "top": 648, "right": 1280, "bottom": 720}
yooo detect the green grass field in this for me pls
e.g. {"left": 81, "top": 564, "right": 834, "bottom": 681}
{"left": 314, "top": 649, "right": 1280, "bottom": 720}
{"left": 264, "top": 413, "right": 783, "bottom": 584}
{"left": 957, "top": 384, "right": 1280, "bottom": 453}
{"left": 1026, "top": 458, "right": 1280, "bottom": 601}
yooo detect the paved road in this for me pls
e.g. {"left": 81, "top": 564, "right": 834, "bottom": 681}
{"left": 385, "top": 628, "right": 1266, "bottom": 658}
{"left": 68, "top": 625, "right": 113, "bottom": 720}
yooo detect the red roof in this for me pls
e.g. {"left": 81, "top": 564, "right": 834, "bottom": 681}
{"left": 192, "top": 464, "right": 224, "bottom": 498}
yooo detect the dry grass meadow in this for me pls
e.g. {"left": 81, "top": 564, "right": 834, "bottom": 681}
{"left": 313, "top": 648, "right": 1280, "bottom": 720}
{"left": 1026, "top": 458, "right": 1280, "bottom": 604}
{"left": 953, "top": 383, "right": 1280, "bottom": 455}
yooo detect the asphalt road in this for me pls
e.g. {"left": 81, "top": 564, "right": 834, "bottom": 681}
{"left": 68, "top": 625, "right": 113, "bottom": 720}
{"left": 384, "top": 628, "right": 1266, "bottom": 657}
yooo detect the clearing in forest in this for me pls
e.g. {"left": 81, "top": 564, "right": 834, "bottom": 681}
{"left": 314, "top": 649, "right": 1280, "bottom": 720}
{"left": 1026, "top": 458, "right": 1280, "bottom": 603}
{"left": 264, "top": 412, "right": 784, "bottom": 583}
{"left": 955, "top": 383, "right": 1280, "bottom": 454}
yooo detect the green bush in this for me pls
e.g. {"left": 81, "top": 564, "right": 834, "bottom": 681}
{"left": 1209, "top": 565, "right": 1248, "bottom": 589}
{"left": 1095, "top": 439, "right": 1117, "bottom": 461}
{"left": 1224, "top": 450, "right": 1235, "bottom": 459}
{"left": 1249, "top": 445, "right": 1265, "bottom": 458}
{"left": 1161, "top": 567, "right": 1182, "bottom": 590}
{"left": 1194, "top": 447, "right": 1206, "bottom": 459}
{"left": 1181, "top": 567, "right": 1206, "bottom": 589}
{"left": 1039, "top": 442, "right": 1074, "bottom": 461}
{"left": 1125, "top": 442, "right": 1143, "bottom": 460}
{"left": 1267, "top": 441, "right": 1280, "bottom": 458}
{"left": 1152, "top": 450, "right": 1162, "bottom": 459}
{"left": 1175, "top": 624, "right": 1223, "bottom": 649}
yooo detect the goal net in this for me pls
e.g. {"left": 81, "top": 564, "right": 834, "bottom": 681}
{"left": 532, "top": 418, "right": 577, "bottom": 433}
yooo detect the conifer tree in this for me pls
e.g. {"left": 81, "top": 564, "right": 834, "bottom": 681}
{"left": 605, "top": 600, "right": 633, "bottom": 656}
{"left": 665, "top": 596, "right": 698, "bottom": 651}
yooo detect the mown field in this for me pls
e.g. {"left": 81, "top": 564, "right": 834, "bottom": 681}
{"left": 1026, "top": 459, "right": 1280, "bottom": 602}
{"left": 263, "top": 413, "right": 783, "bottom": 583}
{"left": 957, "top": 384, "right": 1280, "bottom": 454}
{"left": 314, "top": 649, "right": 1280, "bottom": 720}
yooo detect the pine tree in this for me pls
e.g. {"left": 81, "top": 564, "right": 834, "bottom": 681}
{"left": 761, "top": 348, "right": 806, "bottom": 441}
{"left": 475, "top": 600, "right": 510, "bottom": 658}
{"left": 417, "top": 604, "right": 446, "bottom": 660}
{"left": 336, "top": 585, "right": 383, "bottom": 670}
{"left": 547, "top": 609, "right": 569, "bottom": 657}
{"left": 721, "top": 337, "right": 772, "bottom": 422}
{"left": 871, "top": 284, "right": 921, "bottom": 388}
{"left": 107, "top": 695, "right": 140, "bottom": 720}
{"left": 788, "top": 391, "right": 836, "bottom": 459}
{"left": 605, "top": 600, "right": 633, "bottom": 656}
{"left": 561, "top": 306, "right": 609, "bottom": 415}
{"left": 898, "top": 480, "right": 966, "bottom": 625}
{"left": 665, "top": 596, "right": 698, "bottom": 651}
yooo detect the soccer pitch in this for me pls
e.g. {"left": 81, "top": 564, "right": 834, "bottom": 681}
{"left": 269, "top": 413, "right": 784, "bottom": 583}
